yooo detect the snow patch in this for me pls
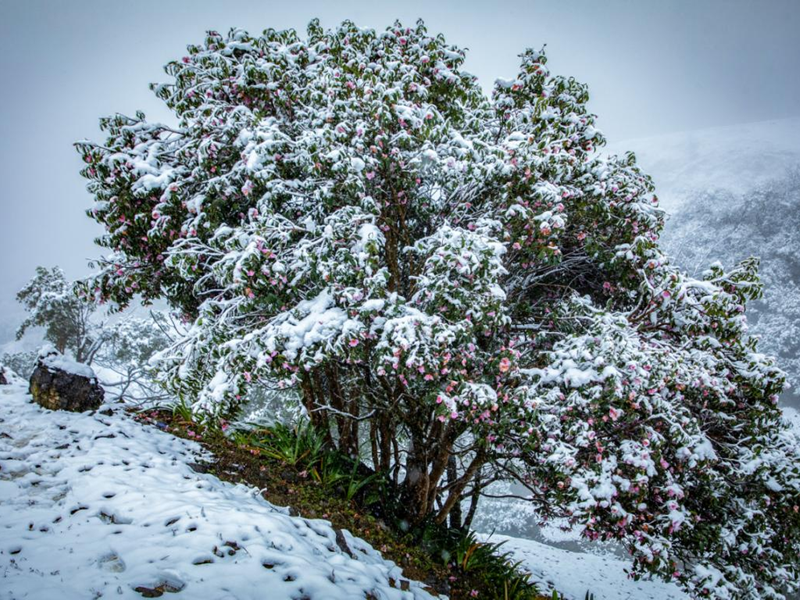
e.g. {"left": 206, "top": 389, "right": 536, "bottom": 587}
{"left": 480, "top": 534, "right": 687, "bottom": 600}
{"left": 41, "top": 354, "right": 97, "bottom": 380}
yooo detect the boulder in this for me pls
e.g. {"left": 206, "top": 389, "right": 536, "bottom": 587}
{"left": 29, "top": 347, "right": 104, "bottom": 412}
{"left": 0, "top": 367, "right": 7, "bottom": 385}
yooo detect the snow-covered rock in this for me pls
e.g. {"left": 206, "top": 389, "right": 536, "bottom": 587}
{"left": 0, "top": 382, "right": 437, "bottom": 600}
{"left": 28, "top": 347, "right": 104, "bottom": 413}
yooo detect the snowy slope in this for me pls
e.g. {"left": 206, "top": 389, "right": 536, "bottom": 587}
{"left": 480, "top": 534, "right": 687, "bottom": 600}
{"left": 0, "top": 378, "right": 436, "bottom": 600}
{"left": 606, "top": 117, "right": 800, "bottom": 212}
{"left": 785, "top": 407, "right": 800, "bottom": 436}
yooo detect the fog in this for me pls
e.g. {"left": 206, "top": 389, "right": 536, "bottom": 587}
{"left": 1, "top": 0, "right": 799, "bottom": 325}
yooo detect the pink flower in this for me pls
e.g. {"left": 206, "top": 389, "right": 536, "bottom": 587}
{"left": 366, "top": 171, "right": 376, "bottom": 180}
{"left": 498, "top": 357, "right": 511, "bottom": 373}
{"left": 349, "top": 339, "right": 359, "bottom": 347}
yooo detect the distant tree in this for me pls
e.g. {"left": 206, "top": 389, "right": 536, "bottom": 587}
{"left": 76, "top": 20, "right": 800, "bottom": 599}
{"left": 94, "top": 312, "right": 175, "bottom": 404}
{"left": 15, "top": 266, "right": 172, "bottom": 402}
{"left": 0, "top": 350, "right": 38, "bottom": 380}
{"left": 16, "top": 266, "right": 102, "bottom": 364}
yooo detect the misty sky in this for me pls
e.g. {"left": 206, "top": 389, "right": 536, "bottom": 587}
{"left": 1, "top": 0, "right": 799, "bottom": 326}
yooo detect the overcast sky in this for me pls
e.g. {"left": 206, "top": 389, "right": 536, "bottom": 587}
{"left": 1, "top": 0, "right": 799, "bottom": 326}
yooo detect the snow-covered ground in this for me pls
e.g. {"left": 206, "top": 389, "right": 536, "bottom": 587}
{"left": 480, "top": 534, "right": 687, "bottom": 600}
{"left": 2, "top": 371, "right": 798, "bottom": 600}
{"left": 0, "top": 377, "right": 436, "bottom": 600}
{"left": 0, "top": 374, "right": 697, "bottom": 600}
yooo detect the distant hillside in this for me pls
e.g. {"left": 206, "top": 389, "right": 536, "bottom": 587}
{"left": 608, "top": 117, "right": 800, "bottom": 211}
{"left": 609, "top": 118, "right": 800, "bottom": 406}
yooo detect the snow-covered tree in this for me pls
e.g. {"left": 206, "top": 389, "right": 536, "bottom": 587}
{"left": 16, "top": 266, "right": 103, "bottom": 363}
{"left": 93, "top": 312, "right": 175, "bottom": 404}
{"left": 0, "top": 350, "right": 38, "bottom": 380}
{"left": 14, "top": 266, "right": 173, "bottom": 402}
{"left": 663, "top": 168, "right": 800, "bottom": 402}
{"left": 76, "top": 20, "right": 800, "bottom": 599}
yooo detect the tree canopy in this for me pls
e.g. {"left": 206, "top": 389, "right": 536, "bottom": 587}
{"left": 77, "top": 20, "right": 800, "bottom": 599}
{"left": 17, "top": 266, "right": 100, "bottom": 364}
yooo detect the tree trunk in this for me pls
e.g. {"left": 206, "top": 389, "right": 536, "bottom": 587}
{"left": 463, "top": 472, "right": 483, "bottom": 530}
{"left": 435, "top": 451, "right": 485, "bottom": 525}
{"left": 447, "top": 455, "right": 463, "bottom": 529}
{"left": 300, "top": 372, "right": 333, "bottom": 447}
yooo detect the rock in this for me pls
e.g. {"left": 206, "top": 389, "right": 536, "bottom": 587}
{"left": 0, "top": 367, "right": 7, "bottom": 385}
{"left": 334, "top": 528, "right": 356, "bottom": 558}
{"left": 29, "top": 347, "right": 104, "bottom": 412}
{"left": 424, "top": 575, "right": 451, "bottom": 596}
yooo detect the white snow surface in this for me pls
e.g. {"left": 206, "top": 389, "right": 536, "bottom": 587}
{"left": 784, "top": 406, "right": 800, "bottom": 436}
{"left": 41, "top": 354, "right": 97, "bottom": 380}
{"left": 0, "top": 381, "right": 436, "bottom": 600}
{"left": 607, "top": 117, "right": 800, "bottom": 212}
{"left": 480, "top": 534, "right": 687, "bottom": 600}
